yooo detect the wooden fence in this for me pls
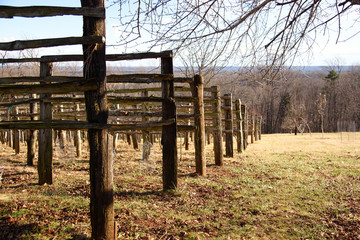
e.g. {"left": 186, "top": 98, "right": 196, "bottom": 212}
{"left": 0, "top": 2, "right": 261, "bottom": 239}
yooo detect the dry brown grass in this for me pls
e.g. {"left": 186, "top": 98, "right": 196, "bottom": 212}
{"left": 0, "top": 132, "right": 359, "bottom": 239}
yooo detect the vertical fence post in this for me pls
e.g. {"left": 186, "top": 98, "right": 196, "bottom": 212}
{"left": 38, "top": 62, "right": 53, "bottom": 185}
{"left": 161, "top": 53, "right": 177, "bottom": 190}
{"left": 224, "top": 94, "right": 233, "bottom": 157}
{"left": 254, "top": 114, "right": 259, "bottom": 141}
{"left": 191, "top": 75, "right": 206, "bottom": 176}
{"left": 250, "top": 113, "right": 255, "bottom": 144}
{"left": 27, "top": 94, "right": 37, "bottom": 166}
{"left": 235, "top": 99, "right": 243, "bottom": 153}
{"left": 81, "top": 0, "right": 115, "bottom": 239}
{"left": 6, "top": 107, "right": 12, "bottom": 148}
{"left": 184, "top": 103, "right": 191, "bottom": 150}
{"left": 211, "top": 86, "right": 223, "bottom": 166}
{"left": 258, "top": 115, "right": 262, "bottom": 140}
{"left": 241, "top": 104, "right": 248, "bottom": 150}
{"left": 74, "top": 102, "right": 82, "bottom": 158}
{"left": 142, "top": 90, "right": 150, "bottom": 144}
{"left": 12, "top": 106, "right": 20, "bottom": 154}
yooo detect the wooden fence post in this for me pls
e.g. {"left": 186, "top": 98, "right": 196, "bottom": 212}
{"left": 74, "top": 102, "right": 82, "bottom": 158}
{"left": 250, "top": 113, "right": 255, "bottom": 144}
{"left": 191, "top": 75, "right": 206, "bottom": 176}
{"left": 254, "top": 114, "right": 259, "bottom": 141}
{"left": 235, "top": 99, "right": 243, "bottom": 153}
{"left": 38, "top": 62, "right": 53, "bottom": 185}
{"left": 27, "top": 94, "right": 37, "bottom": 166}
{"left": 161, "top": 53, "right": 177, "bottom": 190}
{"left": 142, "top": 90, "right": 151, "bottom": 145}
{"left": 241, "top": 104, "right": 248, "bottom": 150}
{"left": 211, "top": 86, "right": 223, "bottom": 166}
{"left": 258, "top": 116, "right": 262, "bottom": 140}
{"left": 12, "top": 106, "right": 20, "bottom": 154}
{"left": 82, "top": 0, "right": 115, "bottom": 239}
{"left": 184, "top": 103, "right": 191, "bottom": 150}
{"left": 224, "top": 94, "right": 233, "bottom": 157}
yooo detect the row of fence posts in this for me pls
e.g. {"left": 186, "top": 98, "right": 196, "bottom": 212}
{"left": 0, "top": 89, "right": 263, "bottom": 168}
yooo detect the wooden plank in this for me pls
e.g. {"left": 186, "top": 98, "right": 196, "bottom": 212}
{"left": 108, "top": 96, "right": 165, "bottom": 104}
{"left": 2, "top": 51, "right": 172, "bottom": 63}
{"left": 0, "top": 97, "right": 85, "bottom": 107}
{"left": 0, "top": 120, "right": 105, "bottom": 129}
{"left": 39, "top": 51, "right": 172, "bottom": 63}
{"left": 107, "top": 74, "right": 173, "bottom": 83}
{"left": 0, "top": 80, "right": 97, "bottom": 94}
{"left": 0, "top": 6, "right": 105, "bottom": 18}
{"left": 0, "top": 76, "right": 85, "bottom": 84}
{"left": 110, "top": 119, "right": 175, "bottom": 131}
{"left": 109, "top": 110, "right": 162, "bottom": 117}
{"left": 0, "top": 36, "right": 105, "bottom": 51}
{"left": 106, "top": 51, "right": 172, "bottom": 61}
{"left": 1, "top": 58, "right": 40, "bottom": 63}
{"left": 109, "top": 87, "right": 161, "bottom": 94}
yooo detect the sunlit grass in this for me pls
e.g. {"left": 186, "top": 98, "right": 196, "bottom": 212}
{"left": 0, "top": 132, "right": 359, "bottom": 239}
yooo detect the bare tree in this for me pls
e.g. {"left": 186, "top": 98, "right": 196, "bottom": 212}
{"left": 109, "top": 0, "right": 360, "bottom": 71}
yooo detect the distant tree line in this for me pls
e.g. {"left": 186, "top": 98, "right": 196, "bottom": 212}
{"left": 209, "top": 66, "right": 360, "bottom": 134}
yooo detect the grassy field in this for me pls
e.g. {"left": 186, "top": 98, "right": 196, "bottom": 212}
{"left": 0, "top": 132, "right": 359, "bottom": 239}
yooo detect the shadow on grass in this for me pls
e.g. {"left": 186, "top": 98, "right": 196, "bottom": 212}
{"left": 115, "top": 190, "right": 164, "bottom": 197}
{"left": 0, "top": 221, "right": 39, "bottom": 239}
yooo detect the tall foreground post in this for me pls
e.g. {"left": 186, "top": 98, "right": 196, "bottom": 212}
{"left": 38, "top": 62, "right": 53, "bottom": 185}
{"left": 81, "top": 0, "right": 115, "bottom": 239}
{"left": 191, "top": 75, "right": 206, "bottom": 176}
{"left": 211, "top": 86, "right": 223, "bottom": 166}
{"left": 161, "top": 53, "right": 177, "bottom": 190}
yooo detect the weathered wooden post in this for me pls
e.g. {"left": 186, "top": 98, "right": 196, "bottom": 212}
{"left": 126, "top": 134, "right": 132, "bottom": 145}
{"left": 12, "top": 106, "right": 20, "bottom": 154}
{"left": 211, "top": 86, "right": 223, "bottom": 166}
{"left": 191, "top": 75, "right": 206, "bottom": 176}
{"left": 161, "top": 53, "right": 177, "bottom": 190}
{"left": 254, "top": 114, "right": 259, "bottom": 141}
{"left": 81, "top": 0, "right": 115, "bottom": 239}
{"left": 223, "top": 93, "right": 233, "bottom": 157}
{"left": 184, "top": 103, "right": 191, "bottom": 151}
{"left": 59, "top": 105, "right": 66, "bottom": 148}
{"left": 250, "top": 113, "right": 255, "bottom": 144}
{"left": 6, "top": 106, "right": 12, "bottom": 148}
{"left": 258, "top": 115, "right": 262, "bottom": 140}
{"left": 131, "top": 132, "right": 138, "bottom": 149}
{"left": 74, "top": 102, "right": 82, "bottom": 158}
{"left": 241, "top": 104, "right": 248, "bottom": 150}
{"left": 142, "top": 90, "right": 151, "bottom": 145}
{"left": 235, "top": 99, "right": 243, "bottom": 153}
{"left": 131, "top": 104, "right": 139, "bottom": 150}
{"left": 27, "top": 94, "right": 37, "bottom": 166}
{"left": 38, "top": 62, "right": 53, "bottom": 185}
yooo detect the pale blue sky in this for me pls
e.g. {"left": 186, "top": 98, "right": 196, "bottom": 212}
{"left": 1, "top": 0, "right": 360, "bottom": 66}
